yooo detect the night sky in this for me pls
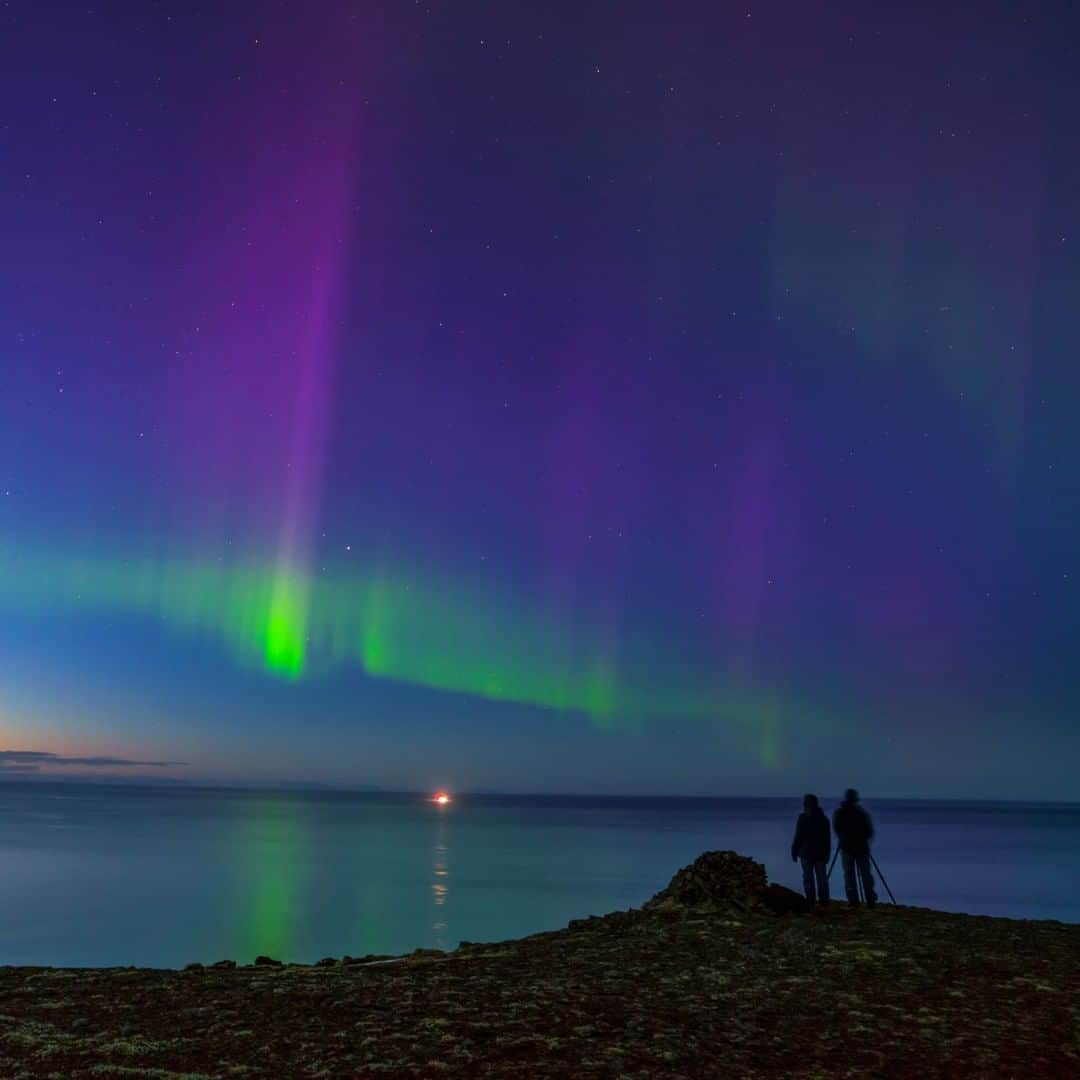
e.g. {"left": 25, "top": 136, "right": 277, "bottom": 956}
{"left": 1, "top": 2, "right": 1077, "bottom": 798}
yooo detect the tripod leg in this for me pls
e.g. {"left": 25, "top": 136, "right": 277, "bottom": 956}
{"left": 869, "top": 853, "right": 897, "bottom": 905}
{"left": 827, "top": 849, "right": 839, "bottom": 880}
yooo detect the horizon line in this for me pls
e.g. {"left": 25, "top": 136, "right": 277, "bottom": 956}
{"left": 1, "top": 775, "right": 1076, "bottom": 807}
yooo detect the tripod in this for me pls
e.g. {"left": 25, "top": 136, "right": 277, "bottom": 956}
{"left": 827, "top": 848, "right": 897, "bottom": 905}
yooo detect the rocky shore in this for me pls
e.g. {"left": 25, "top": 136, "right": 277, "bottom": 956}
{"left": 1, "top": 852, "right": 1077, "bottom": 1078}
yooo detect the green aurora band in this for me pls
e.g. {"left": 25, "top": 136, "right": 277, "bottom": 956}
{"left": 0, "top": 540, "right": 792, "bottom": 763}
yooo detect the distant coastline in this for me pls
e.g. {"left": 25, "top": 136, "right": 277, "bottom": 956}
{"left": 2, "top": 775, "right": 1079, "bottom": 806}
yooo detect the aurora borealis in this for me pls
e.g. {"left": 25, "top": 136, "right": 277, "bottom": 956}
{"left": 1, "top": 1, "right": 1077, "bottom": 797}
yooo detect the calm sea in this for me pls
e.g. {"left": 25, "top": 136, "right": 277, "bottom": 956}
{"left": 0, "top": 783, "right": 1076, "bottom": 968}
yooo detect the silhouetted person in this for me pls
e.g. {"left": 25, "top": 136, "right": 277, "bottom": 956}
{"left": 791, "top": 793, "right": 831, "bottom": 904}
{"left": 833, "top": 788, "right": 877, "bottom": 907}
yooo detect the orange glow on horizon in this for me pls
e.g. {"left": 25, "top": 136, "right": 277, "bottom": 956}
{"left": 432, "top": 791, "right": 451, "bottom": 805}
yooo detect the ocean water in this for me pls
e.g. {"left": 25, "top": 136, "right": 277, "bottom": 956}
{"left": 0, "top": 783, "right": 1076, "bottom": 969}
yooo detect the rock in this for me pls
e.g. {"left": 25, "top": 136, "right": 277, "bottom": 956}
{"left": 568, "top": 909, "right": 644, "bottom": 932}
{"left": 254, "top": 955, "right": 283, "bottom": 967}
{"left": 315, "top": 957, "right": 338, "bottom": 967}
{"left": 645, "top": 850, "right": 768, "bottom": 910}
{"left": 183, "top": 962, "right": 204, "bottom": 972}
{"left": 759, "top": 883, "right": 811, "bottom": 916}
{"left": 210, "top": 960, "right": 236, "bottom": 970}
{"left": 408, "top": 948, "right": 445, "bottom": 961}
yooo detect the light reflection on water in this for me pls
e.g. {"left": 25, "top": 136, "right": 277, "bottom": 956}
{"left": 0, "top": 784, "right": 1076, "bottom": 968}
{"left": 431, "top": 814, "right": 449, "bottom": 950}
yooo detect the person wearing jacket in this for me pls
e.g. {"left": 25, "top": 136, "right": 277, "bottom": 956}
{"left": 791, "top": 793, "right": 831, "bottom": 904}
{"left": 832, "top": 787, "right": 878, "bottom": 907}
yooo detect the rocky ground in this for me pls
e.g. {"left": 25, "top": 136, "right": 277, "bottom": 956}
{"left": 1, "top": 852, "right": 1077, "bottom": 1078}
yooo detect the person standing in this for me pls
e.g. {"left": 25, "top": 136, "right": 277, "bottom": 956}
{"left": 832, "top": 788, "right": 878, "bottom": 907}
{"left": 790, "top": 793, "right": 831, "bottom": 904}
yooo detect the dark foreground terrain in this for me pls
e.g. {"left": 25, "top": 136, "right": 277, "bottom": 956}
{"left": 1, "top": 852, "right": 1077, "bottom": 1078}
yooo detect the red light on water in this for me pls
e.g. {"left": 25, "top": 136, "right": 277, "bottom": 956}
{"left": 432, "top": 791, "right": 451, "bottom": 805}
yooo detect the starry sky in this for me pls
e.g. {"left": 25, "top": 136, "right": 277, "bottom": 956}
{"left": 1, "top": 1, "right": 1077, "bottom": 798}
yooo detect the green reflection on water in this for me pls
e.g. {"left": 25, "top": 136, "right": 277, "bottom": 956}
{"left": 239, "top": 800, "right": 308, "bottom": 961}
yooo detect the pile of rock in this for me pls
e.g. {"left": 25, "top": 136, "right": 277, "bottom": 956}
{"left": 642, "top": 850, "right": 810, "bottom": 916}
{"left": 645, "top": 850, "right": 768, "bottom": 910}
